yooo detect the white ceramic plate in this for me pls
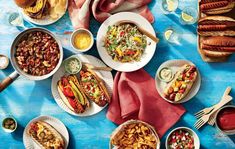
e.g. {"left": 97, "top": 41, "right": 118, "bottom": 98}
{"left": 51, "top": 54, "right": 113, "bottom": 116}
{"left": 20, "top": 0, "right": 68, "bottom": 26}
{"left": 23, "top": 115, "right": 69, "bottom": 149}
{"left": 96, "top": 12, "right": 157, "bottom": 72}
{"left": 155, "top": 60, "right": 201, "bottom": 104}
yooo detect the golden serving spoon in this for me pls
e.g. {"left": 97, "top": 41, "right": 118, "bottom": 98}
{"left": 117, "top": 20, "right": 159, "bottom": 43}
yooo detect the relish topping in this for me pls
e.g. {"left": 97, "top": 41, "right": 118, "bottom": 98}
{"left": 64, "top": 57, "right": 81, "bottom": 74}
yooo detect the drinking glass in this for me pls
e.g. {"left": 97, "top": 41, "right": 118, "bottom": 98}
{"left": 180, "top": 7, "right": 198, "bottom": 25}
{"left": 164, "top": 28, "right": 180, "bottom": 44}
{"left": 161, "top": 0, "right": 179, "bottom": 13}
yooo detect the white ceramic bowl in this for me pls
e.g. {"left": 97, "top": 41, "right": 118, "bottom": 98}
{"left": 70, "top": 28, "right": 94, "bottom": 53}
{"left": 64, "top": 56, "right": 82, "bottom": 74}
{"left": 165, "top": 127, "right": 200, "bottom": 149}
{"left": 0, "top": 54, "right": 9, "bottom": 69}
{"left": 2, "top": 116, "right": 17, "bottom": 133}
{"left": 96, "top": 12, "right": 157, "bottom": 72}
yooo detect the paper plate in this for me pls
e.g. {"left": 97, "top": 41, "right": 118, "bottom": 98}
{"left": 96, "top": 12, "right": 157, "bottom": 72}
{"left": 23, "top": 115, "right": 69, "bottom": 149}
{"left": 155, "top": 60, "right": 201, "bottom": 104}
{"left": 51, "top": 54, "right": 113, "bottom": 116}
{"left": 20, "top": 0, "right": 68, "bottom": 26}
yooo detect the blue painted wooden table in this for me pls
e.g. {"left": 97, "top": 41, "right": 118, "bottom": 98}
{"left": 1, "top": 0, "right": 235, "bottom": 148}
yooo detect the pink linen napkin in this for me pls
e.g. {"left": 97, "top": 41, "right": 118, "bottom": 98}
{"left": 106, "top": 69, "right": 186, "bottom": 138}
{"left": 68, "top": 0, "right": 154, "bottom": 29}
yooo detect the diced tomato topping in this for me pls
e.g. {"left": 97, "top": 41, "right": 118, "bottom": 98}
{"left": 125, "top": 50, "right": 136, "bottom": 55}
{"left": 168, "top": 129, "right": 195, "bottom": 149}
{"left": 30, "top": 123, "right": 38, "bottom": 131}
{"left": 80, "top": 71, "right": 85, "bottom": 77}
{"left": 62, "top": 86, "right": 74, "bottom": 97}
{"left": 120, "top": 31, "right": 125, "bottom": 36}
{"left": 178, "top": 89, "right": 185, "bottom": 93}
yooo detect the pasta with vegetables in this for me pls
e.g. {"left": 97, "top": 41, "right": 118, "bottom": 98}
{"left": 104, "top": 23, "right": 147, "bottom": 62}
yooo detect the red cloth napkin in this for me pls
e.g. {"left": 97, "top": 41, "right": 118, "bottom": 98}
{"left": 68, "top": 0, "right": 154, "bottom": 29}
{"left": 106, "top": 69, "right": 186, "bottom": 138}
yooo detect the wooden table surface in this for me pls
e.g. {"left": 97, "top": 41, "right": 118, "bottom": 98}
{"left": 0, "top": 0, "right": 235, "bottom": 148}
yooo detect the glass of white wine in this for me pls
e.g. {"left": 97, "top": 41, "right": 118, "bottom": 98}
{"left": 180, "top": 7, "right": 198, "bottom": 25}
{"left": 161, "top": 0, "right": 179, "bottom": 13}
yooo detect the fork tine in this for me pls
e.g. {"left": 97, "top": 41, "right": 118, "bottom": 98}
{"left": 194, "top": 119, "right": 202, "bottom": 128}
{"left": 195, "top": 112, "right": 204, "bottom": 119}
{"left": 194, "top": 119, "right": 206, "bottom": 130}
{"left": 208, "top": 113, "right": 216, "bottom": 125}
{"left": 194, "top": 110, "right": 204, "bottom": 117}
{"left": 194, "top": 121, "right": 202, "bottom": 129}
{"left": 197, "top": 121, "right": 206, "bottom": 129}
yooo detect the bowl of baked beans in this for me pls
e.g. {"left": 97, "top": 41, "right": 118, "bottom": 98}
{"left": 11, "top": 27, "right": 63, "bottom": 80}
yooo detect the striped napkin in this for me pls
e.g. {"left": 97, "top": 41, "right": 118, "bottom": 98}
{"left": 68, "top": 0, "right": 154, "bottom": 29}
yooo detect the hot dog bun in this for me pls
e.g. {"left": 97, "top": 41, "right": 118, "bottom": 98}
{"left": 198, "top": 16, "right": 235, "bottom": 36}
{"left": 200, "top": 0, "right": 235, "bottom": 15}
{"left": 27, "top": 121, "right": 65, "bottom": 149}
{"left": 164, "top": 64, "right": 198, "bottom": 102}
{"left": 78, "top": 67, "right": 111, "bottom": 107}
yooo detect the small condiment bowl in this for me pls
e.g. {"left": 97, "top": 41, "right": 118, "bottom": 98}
{"left": 157, "top": 67, "right": 174, "bottom": 83}
{"left": 70, "top": 28, "right": 94, "bottom": 53}
{"left": 2, "top": 116, "right": 17, "bottom": 133}
{"left": 0, "top": 54, "right": 9, "bottom": 70}
{"left": 215, "top": 105, "right": 235, "bottom": 135}
{"left": 165, "top": 127, "right": 200, "bottom": 149}
{"left": 64, "top": 56, "right": 82, "bottom": 74}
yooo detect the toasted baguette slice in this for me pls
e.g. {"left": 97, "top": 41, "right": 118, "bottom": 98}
{"left": 27, "top": 121, "right": 65, "bottom": 149}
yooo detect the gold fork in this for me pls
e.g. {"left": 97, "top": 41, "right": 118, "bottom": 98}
{"left": 208, "top": 96, "right": 233, "bottom": 126}
{"left": 208, "top": 112, "right": 217, "bottom": 126}
{"left": 83, "top": 63, "right": 112, "bottom": 71}
{"left": 194, "top": 107, "right": 214, "bottom": 119}
{"left": 194, "top": 87, "right": 231, "bottom": 119}
{"left": 194, "top": 95, "right": 233, "bottom": 129}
